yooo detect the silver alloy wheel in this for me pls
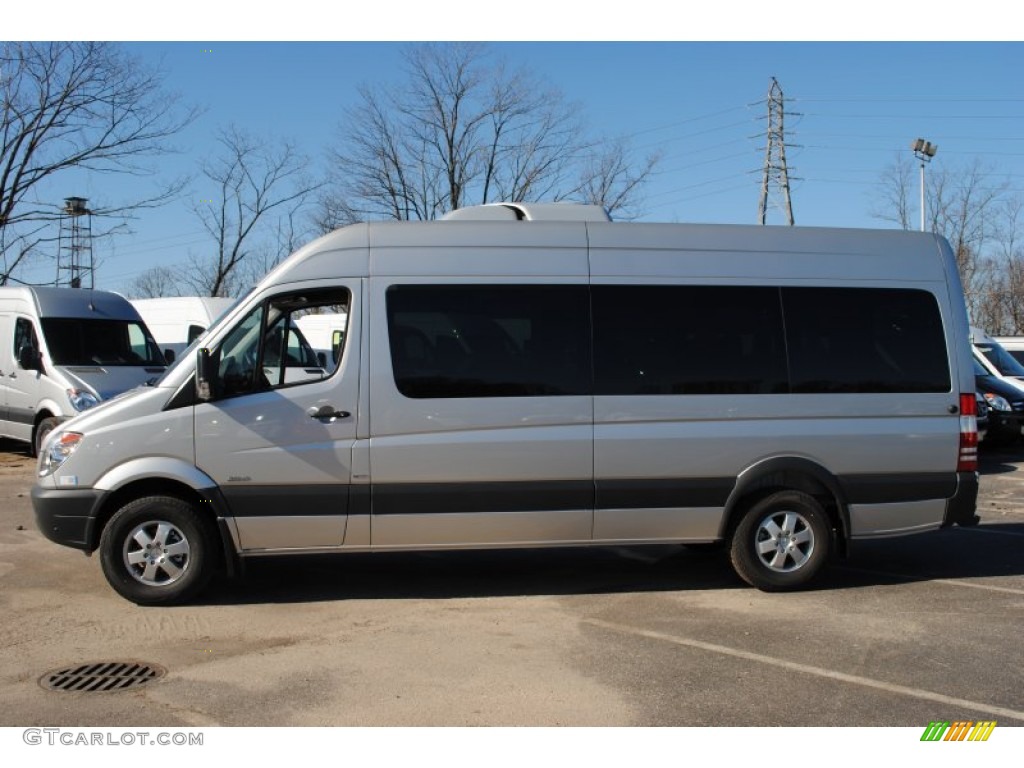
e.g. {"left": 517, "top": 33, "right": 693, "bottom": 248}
{"left": 753, "top": 509, "right": 815, "bottom": 573}
{"left": 122, "top": 521, "right": 191, "bottom": 586}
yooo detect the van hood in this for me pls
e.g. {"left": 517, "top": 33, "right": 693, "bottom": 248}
{"left": 56, "top": 365, "right": 165, "bottom": 401}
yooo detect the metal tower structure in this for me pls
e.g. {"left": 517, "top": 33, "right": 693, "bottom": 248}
{"left": 757, "top": 77, "right": 797, "bottom": 226}
{"left": 56, "top": 196, "right": 94, "bottom": 288}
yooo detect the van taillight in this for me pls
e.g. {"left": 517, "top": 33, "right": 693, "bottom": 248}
{"left": 958, "top": 393, "right": 978, "bottom": 472}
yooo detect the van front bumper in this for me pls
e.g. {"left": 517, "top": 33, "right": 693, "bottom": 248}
{"left": 32, "top": 486, "right": 102, "bottom": 551}
{"left": 942, "top": 471, "right": 980, "bottom": 528}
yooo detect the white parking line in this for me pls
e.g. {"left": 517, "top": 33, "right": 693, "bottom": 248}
{"left": 584, "top": 618, "right": 1024, "bottom": 723}
{"left": 835, "top": 565, "right": 1024, "bottom": 596}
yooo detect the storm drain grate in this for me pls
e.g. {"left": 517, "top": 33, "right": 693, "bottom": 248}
{"left": 40, "top": 661, "right": 166, "bottom": 693}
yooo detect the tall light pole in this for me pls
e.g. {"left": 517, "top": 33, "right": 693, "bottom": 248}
{"left": 912, "top": 138, "right": 938, "bottom": 232}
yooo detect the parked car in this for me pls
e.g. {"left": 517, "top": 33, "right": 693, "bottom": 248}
{"left": 974, "top": 355, "right": 1024, "bottom": 445}
{"left": 976, "top": 391, "right": 989, "bottom": 444}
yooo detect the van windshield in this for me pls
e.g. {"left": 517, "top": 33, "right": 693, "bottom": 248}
{"left": 977, "top": 342, "right": 1024, "bottom": 377}
{"left": 41, "top": 319, "right": 166, "bottom": 367}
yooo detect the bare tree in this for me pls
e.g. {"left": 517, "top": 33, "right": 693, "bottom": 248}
{"left": 971, "top": 257, "right": 1007, "bottom": 334}
{"left": 928, "top": 160, "right": 1009, "bottom": 318}
{"left": 237, "top": 205, "right": 316, "bottom": 290}
{"left": 874, "top": 155, "right": 1015, "bottom": 325}
{"left": 185, "top": 126, "right": 322, "bottom": 297}
{"left": 985, "top": 196, "right": 1024, "bottom": 333}
{"left": 0, "top": 42, "right": 196, "bottom": 283}
{"left": 127, "top": 265, "right": 182, "bottom": 299}
{"left": 573, "top": 138, "right": 662, "bottom": 221}
{"left": 870, "top": 153, "right": 915, "bottom": 230}
{"left": 321, "top": 43, "right": 657, "bottom": 227}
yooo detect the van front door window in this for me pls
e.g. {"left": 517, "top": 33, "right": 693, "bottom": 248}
{"left": 216, "top": 289, "right": 351, "bottom": 398}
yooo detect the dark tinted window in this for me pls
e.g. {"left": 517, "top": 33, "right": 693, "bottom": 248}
{"left": 14, "top": 317, "right": 38, "bottom": 357}
{"left": 41, "top": 319, "right": 165, "bottom": 366}
{"left": 386, "top": 285, "right": 591, "bottom": 398}
{"left": 783, "top": 287, "right": 950, "bottom": 393}
{"left": 593, "top": 285, "right": 788, "bottom": 395}
{"left": 977, "top": 342, "right": 1024, "bottom": 377}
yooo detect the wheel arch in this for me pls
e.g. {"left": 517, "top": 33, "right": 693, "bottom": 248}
{"left": 721, "top": 456, "right": 851, "bottom": 558}
{"left": 87, "top": 460, "right": 238, "bottom": 575}
{"left": 30, "top": 407, "right": 62, "bottom": 457}
{"left": 33, "top": 396, "right": 70, "bottom": 431}
{"left": 33, "top": 407, "right": 56, "bottom": 429}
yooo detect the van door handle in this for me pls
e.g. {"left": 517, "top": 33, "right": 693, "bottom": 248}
{"left": 307, "top": 405, "right": 351, "bottom": 420}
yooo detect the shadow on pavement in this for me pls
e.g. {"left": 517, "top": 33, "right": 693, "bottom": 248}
{"left": 196, "top": 521, "right": 1024, "bottom": 606}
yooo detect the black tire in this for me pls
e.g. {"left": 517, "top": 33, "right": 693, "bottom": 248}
{"left": 729, "top": 490, "right": 832, "bottom": 591}
{"left": 32, "top": 416, "right": 60, "bottom": 458}
{"left": 99, "top": 496, "right": 217, "bottom": 606}
{"left": 982, "top": 422, "right": 1020, "bottom": 449}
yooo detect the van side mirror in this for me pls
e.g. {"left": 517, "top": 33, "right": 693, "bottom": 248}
{"left": 196, "top": 347, "right": 218, "bottom": 401}
{"left": 164, "top": 348, "right": 176, "bottom": 364}
{"left": 17, "top": 345, "right": 41, "bottom": 372}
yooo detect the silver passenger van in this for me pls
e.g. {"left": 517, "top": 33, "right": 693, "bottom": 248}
{"left": 0, "top": 287, "right": 166, "bottom": 456}
{"left": 32, "top": 203, "right": 980, "bottom": 604}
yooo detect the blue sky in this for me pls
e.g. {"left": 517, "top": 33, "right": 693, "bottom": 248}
{"left": 7, "top": 9, "right": 1024, "bottom": 294}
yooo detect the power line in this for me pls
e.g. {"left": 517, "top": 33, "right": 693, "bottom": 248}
{"left": 800, "top": 112, "right": 1024, "bottom": 120}
{"left": 795, "top": 96, "right": 1024, "bottom": 103}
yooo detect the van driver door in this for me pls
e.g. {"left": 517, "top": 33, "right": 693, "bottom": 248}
{"left": 194, "top": 283, "right": 360, "bottom": 551}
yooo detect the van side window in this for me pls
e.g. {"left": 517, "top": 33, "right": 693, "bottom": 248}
{"left": 593, "top": 286, "right": 788, "bottom": 395}
{"left": 783, "top": 287, "right": 950, "bottom": 393}
{"left": 386, "top": 285, "right": 591, "bottom": 398}
{"left": 127, "top": 324, "right": 158, "bottom": 362}
{"left": 14, "top": 317, "right": 39, "bottom": 359}
{"left": 217, "top": 289, "right": 350, "bottom": 398}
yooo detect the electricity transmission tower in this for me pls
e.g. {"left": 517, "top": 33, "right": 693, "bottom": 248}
{"left": 757, "top": 77, "right": 797, "bottom": 226}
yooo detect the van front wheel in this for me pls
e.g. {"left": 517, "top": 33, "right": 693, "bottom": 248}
{"left": 729, "top": 491, "right": 831, "bottom": 591}
{"left": 99, "top": 496, "right": 216, "bottom": 605}
{"left": 32, "top": 416, "right": 59, "bottom": 458}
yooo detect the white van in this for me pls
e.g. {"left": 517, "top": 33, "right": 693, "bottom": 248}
{"left": 294, "top": 312, "right": 348, "bottom": 368}
{"left": 0, "top": 287, "right": 166, "bottom": 456}
{"left": 130, "top": 297, "right": 236, "bottom": 362}
{"left": 32, "top": 203, "right": 980, "bottom": 604}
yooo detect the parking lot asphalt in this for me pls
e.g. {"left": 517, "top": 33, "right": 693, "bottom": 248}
{"left": 0, "top": 438, "right": 1021, "bottom": 727}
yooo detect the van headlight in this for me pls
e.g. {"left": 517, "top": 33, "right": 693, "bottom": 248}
{"left": 984, "top": 393, "right": 1011, "bottom": 411}
{"left": 67, "top": 389, "right": 100, "bottom": 412}
{"left": 39, "top": 431, "right": 83, "bottom": 477}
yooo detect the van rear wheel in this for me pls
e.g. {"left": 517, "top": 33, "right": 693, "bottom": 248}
{"left": 729, "top": 491, "right": 831, "bottom": 591}
{"left": 99, "top": 496, "right": 216, "bottom": 605}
